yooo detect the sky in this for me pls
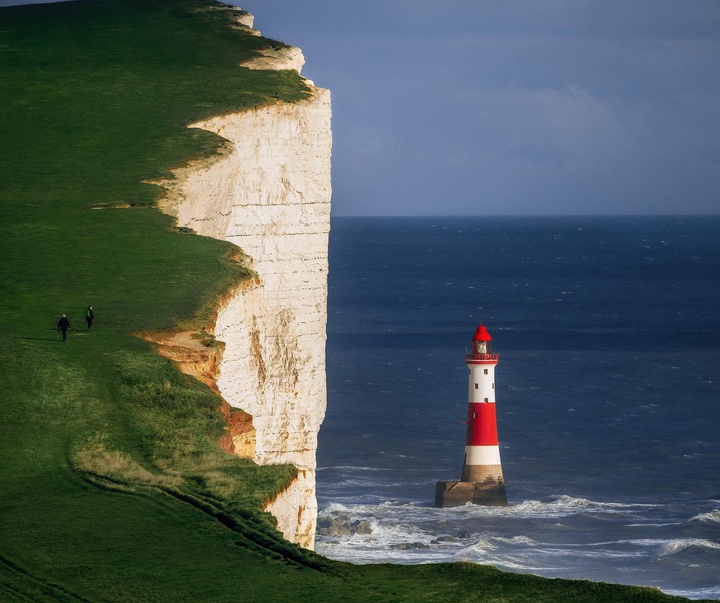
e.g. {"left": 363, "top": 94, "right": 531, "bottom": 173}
{"left": 3, "top": 0, "right": 720, "bottom": 215}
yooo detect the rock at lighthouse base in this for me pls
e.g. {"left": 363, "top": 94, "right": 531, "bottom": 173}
{"left": 435, "top": 480, "right": 508, "bottom": 508}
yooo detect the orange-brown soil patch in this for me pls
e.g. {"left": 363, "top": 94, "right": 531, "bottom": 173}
{"left": 138, "top": 327, "right": 256, "bottom": 459}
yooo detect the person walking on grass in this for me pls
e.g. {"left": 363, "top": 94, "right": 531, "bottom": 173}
{"left": 85, "top": 305, "right": 94, "bottom": 331}
{"left": 58, "top": 314, "right": 70, "bottom": 341}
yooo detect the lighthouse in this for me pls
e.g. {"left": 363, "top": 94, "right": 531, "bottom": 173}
{"left": 435, "top": 325, "right": 508, "bottom": 507}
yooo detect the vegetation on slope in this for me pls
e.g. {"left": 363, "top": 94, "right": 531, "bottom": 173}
{"left": 0, "top": 0, "right": 708, "bottom": 601}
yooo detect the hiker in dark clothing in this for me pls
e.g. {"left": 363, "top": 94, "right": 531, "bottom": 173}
{"left": 85, "top": 305, "right": 94, "bottom": 330}
{"left": 58, "top": 315, "right": 70, "bottom": 341}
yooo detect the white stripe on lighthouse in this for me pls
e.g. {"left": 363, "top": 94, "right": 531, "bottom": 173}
{"left": 464, "top": 445, "right": 502, "bottom": 466}
{"left": 468, "top": 363, "right": 496, "bottom": 402}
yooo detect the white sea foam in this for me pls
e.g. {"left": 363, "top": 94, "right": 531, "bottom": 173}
{"left": 494, "top": 535, "right": 537, "bottom": 546}
{"left": 318, "top": 495, "right": 661, "bottom": 534}
{"left": 360, "top": 519, "right": 428, "bottom": 542}
{"left": 317, "top": 465, "right": 394, "bottom": 472}
{"left": 626, "top": 522, "right": 685, "bottom": 527}
{"left": 690, "top": 509, "right": 720, "bottom": 525}
{"left": 317, "top": 502, "right": 720, "bottom": 599}
{"left": 666, "top": 585, "right": 720, "bottom": 600}
{"left": 439, "top": 495, "right": 658, "bottom": 519}
{"left": 588, "top": 538, "right": 720, "bottom": 557}
{"left": 658, "top": 539, "right": 720, "bottom": 556}
{"left": 315, "top": 494, "right": 697, "bottom": 570}
{"left": 336, "top": 478, "right": 393, "bottom": 488}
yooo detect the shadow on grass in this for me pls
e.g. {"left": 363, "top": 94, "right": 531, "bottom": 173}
{"left": 22, "top": 329, "right": 76, "bottom": 341}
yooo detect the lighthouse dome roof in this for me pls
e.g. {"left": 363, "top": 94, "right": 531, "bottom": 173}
{"left": 473, "top": 325, "right": 492, "bottom": 342}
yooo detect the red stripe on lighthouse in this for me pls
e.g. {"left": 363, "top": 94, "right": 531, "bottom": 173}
{"left": 465, "top": 403, "right": 499, "bottom": 446}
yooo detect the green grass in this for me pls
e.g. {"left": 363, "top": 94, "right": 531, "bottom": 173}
{"left": 0, "top": 1, "right": 710, "bottom": 601}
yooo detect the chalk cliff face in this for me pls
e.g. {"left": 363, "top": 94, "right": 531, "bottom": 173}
{"left": 161, "top": 22, "right": 331, "bottom": 549}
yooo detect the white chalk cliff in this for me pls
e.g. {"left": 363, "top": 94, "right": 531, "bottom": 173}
{"left": 161, "top": 13, "right": 331, "bottom": 549}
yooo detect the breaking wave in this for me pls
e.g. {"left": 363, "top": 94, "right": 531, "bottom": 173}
{"left": 690, "top": 508, "right": 720, "bottom": 525}
{"left": 316, "top": 494, "right": 720, "bottom": 597}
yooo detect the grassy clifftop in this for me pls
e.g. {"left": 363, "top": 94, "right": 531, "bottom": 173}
{"left": 0, "top": 1, "right": 706, "bottom": 601}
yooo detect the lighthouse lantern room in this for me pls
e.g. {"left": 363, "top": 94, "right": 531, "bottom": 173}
{"left": 435, "top": 325, "right": 509, "bottom": 507}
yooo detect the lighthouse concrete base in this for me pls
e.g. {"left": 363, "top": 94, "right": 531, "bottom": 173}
{"left": 435, "top": 480, "right": 508, "bottom": 508}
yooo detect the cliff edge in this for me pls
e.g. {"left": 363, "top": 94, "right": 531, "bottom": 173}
{"left": 160, "top": 13, "right": 331, "bottom": 549}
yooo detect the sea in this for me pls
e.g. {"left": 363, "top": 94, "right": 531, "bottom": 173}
{"left": 315, "top": 216, "right": 720, "bottom": 600}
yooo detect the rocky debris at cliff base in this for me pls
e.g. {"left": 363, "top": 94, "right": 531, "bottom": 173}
{"left": 317, "top": 512, "right": 373, "bottom": 537}
{"left": 389, "top": 542, "right": 431, "bottom": 550}
{"left": 431, "top": 535, "right": 462, "bottom": 544}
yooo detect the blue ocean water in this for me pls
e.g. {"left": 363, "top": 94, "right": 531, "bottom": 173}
{"left": 316, "top": 216, "right": 720, "bottom": 600}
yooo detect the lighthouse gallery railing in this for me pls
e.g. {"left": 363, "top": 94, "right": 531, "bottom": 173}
{"left": 465, "top": 353, "right": 499, "bottom": 361}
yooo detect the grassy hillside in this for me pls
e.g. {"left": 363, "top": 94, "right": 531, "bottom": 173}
{"left": 0, "top": 1, "right": 708, "bottom": 601}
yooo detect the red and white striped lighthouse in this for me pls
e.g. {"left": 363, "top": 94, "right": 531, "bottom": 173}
{"left": 435, "top": 325, "right": 508, "bottom": 507}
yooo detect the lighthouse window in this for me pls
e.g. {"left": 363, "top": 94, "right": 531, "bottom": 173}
{"left": 492, "top": 383, "right": 495, "bottom": 389}
{"left": 484, "top": 397, "right": 489, "bottom": 402}
{"left": 473, "top": 412, "right": 478, "bottom": 419}
{"left": 484, "top": 369, "right": 488, "bottom": 375}
{"left": 474, "top": 383, "right": 478, "bottom": 390}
